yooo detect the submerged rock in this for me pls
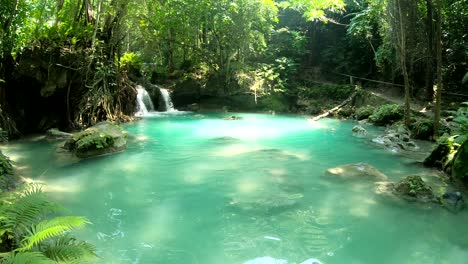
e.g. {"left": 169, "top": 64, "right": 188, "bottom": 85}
{"left": 46, "top": 128, "right": 72, "bottom": 140}
{"left": 229, "top": 191, "right": 303, "bottom": 213}
{"left": 223, "top": 115, "right": 242, "bottom": 120}
{"left": 211, "top": 136, "right": 241, "bottom": 144}
{"left": 352, "top": 125, "right": 368, "bottom": 136}
{"left": 64, "top": 121, "right": 127, "bottom": 158}
{"left": 325, "top": 163, "right": 388, "bottom": 182}
{"left": 441, "top": 191, "right": 465, "bottom": 212}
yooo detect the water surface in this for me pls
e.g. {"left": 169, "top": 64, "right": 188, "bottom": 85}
{"left": 4, "top": 113, "right": 468, "bottom": 264}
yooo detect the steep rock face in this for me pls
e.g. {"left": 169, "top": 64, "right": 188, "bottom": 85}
{"left": 64, "top": 121, "right": 127, "bottom": 158}
{"left": 4, "top": 48, "right": 137, "bottom": 136}
{"left": 172, "top": 77, "right": 201, "bottom": 107}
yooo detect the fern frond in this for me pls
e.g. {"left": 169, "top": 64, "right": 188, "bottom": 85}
{"left": 19, "top": 216, "right": 90, "bottom": 251}
{"left": 44, "top": 236, "right": 97, "bottom": 264}
{"left": 1, "top": 251, "right": 55, "bottom": 264}
{"left": 0, "top": 184, "right": 60, "bottom": 236}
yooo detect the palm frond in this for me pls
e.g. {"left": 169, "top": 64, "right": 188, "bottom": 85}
{"left": 19, "top": 216, "right": 90, "bottom": 251}
{"left": 44, "top": 236, "right": 97, "bottom": 264}
{"left": 1, "top": 251, "right": 55, "bottom": 264}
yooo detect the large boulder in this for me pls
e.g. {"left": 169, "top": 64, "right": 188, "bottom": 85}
{"left": 325, "top": 163, "right": 388, "bottom": 182}
{"left": 371, "top": 124, "right": 418, "bottom": 152}
{"left": 64, "top": 121, "right": 127, "bottom": 158}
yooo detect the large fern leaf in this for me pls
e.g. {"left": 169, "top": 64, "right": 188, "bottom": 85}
{"left": 19, "top": 216, "right": 90, "bottom": 251}
{"left": 44, "top": 236, "right": 97, "bottom": 264}
{"left": 1, "top": 251, "right": 55, "bottom": 264}
{"left": 0, "top": 184, "right": 60, "bottom": 236}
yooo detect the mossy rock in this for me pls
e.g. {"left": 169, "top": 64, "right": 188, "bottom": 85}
{"left": 64, "top": 121, "right": 127, "bottom": 158}
{"left": 334, "top": 105, "right": 355, "bottom": 118}
{"left": 355, "top": 105, "right": 375, "bottom": 120}
{"left": 369, "top": 104, "right": 404, "bottom": 126}
{"left": 452, "top": 140, "right": 468, "bottom": 179}
{"left": 410, "top": 118, "right": 434, "bottom": 140}
{"left": 393, "top": 176, "right": 435, "bottom": 202}
{"left": 0, "top": 151, "right": 14, "bottom": 191}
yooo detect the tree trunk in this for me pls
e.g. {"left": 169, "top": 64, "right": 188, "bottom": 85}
{"left": 433, "top": 0, "right": 443, "bottom": 138}
{"left": 397, "top": 0, "right": 411, "bottom": 126}
{"left": 424, "top": 0, "right": 435, "bottom": 100}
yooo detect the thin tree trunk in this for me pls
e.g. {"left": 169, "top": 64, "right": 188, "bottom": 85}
{"left": 425, "top": 0, "right": 435, "bottom": 100}
{"left": 91, "top": 0, "right": 102, "bottom": 51}
{"left": 397, "top": 0, "right": 411, "bottom": 126}
{"left": 433, "top": 0, "right": 443, "bottom": 138}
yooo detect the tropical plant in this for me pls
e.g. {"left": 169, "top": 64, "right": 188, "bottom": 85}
{"left": 0, "top": 184, "right": 96, "bottom": 263}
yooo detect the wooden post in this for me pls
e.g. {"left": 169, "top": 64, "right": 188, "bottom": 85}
{"left": 350, "top": 76, "right": 354, "bottom": 86}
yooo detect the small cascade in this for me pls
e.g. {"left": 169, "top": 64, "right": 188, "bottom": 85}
{"left": 135, "top": 85, "right": 155, "bottom": 116}
{"left": 158, "top": 87, "right": 176, "bottom": 112}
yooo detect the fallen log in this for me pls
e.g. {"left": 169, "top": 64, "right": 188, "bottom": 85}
{"left": 309, "top": 91, "right": 358, "bottom": 122}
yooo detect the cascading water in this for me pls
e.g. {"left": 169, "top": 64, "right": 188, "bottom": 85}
{"left": 135, "top": 85, "right": 155, "bottom": 116}
{"left": 158, "top": 87, "right": 176, "bottom": 112}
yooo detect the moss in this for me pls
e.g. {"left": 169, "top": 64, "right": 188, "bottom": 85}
{"left": 394, "top": 176, "right": 434, "bottom": 199}
{"left": 369, "top": 104, "right": 404, "bottom": 126}
{"left": 0, "top": 151, "right": 14, "bottom": 191}
{"left": 64, "top": 122, "right": 126, "bottom": 158}
{"left": 409, "top": 118, "right": 434, "bottom": 140}
{"left": 452, "top": 140, "right": 468, "bottom": 178}
{"left": 355, "top": 105, "right": 375, "bottom": 120}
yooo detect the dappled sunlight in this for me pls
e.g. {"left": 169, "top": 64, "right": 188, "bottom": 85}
{"left": 236, "top": 178, "right": 263, "bottom": 194}
{"left": 213, "top": 144, "right": 262, "bottom": 157}
{"left": 3, "top": 113, "right": 465, "bottom": 264}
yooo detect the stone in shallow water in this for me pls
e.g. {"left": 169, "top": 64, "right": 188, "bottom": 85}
{"left": 325, "top": 163, "right": 388, "bottom": 182}
{"left": 63, "top": 121, "right": 127, "bottom": 158}
{"left": 46, "top": 128, "right": 72, "bottom": 140}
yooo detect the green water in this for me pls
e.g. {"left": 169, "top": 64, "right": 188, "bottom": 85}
{"left": 3, "top": 113, "right": 468, "bottom": 264}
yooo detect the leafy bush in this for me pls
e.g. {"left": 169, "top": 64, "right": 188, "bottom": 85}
{"left": 120, "top": 52, "right": 143, "bottom": 76}
{"left": 355, "top": 105, "right": 375, "bottom": 120}
{"left": 298, "top": 84, "right": 354, "bottom": 101}
{"left": 369, "top": 104, "right": 404, "bottom": 126}
{"left": 0, "top": 184, "right": 96, "bottom": 263}
{"left": 259, "top": 94, "right": 290, "bottom": 113}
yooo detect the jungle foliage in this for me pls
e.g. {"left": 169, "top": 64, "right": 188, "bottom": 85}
{"left": 0, "top": 0, "right": 466, "bottom": 136}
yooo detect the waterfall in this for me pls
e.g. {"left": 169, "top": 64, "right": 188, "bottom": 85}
{"left": 135, "top": 85, "right": 155, "bottom": 116}
{"left": 158, "top": 87, "right": 176, "bottom": 112}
